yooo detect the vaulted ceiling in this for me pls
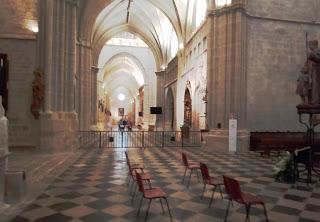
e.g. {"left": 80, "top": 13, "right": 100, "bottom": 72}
{"left": 79, "top": 0, "right": 210, "bottom": 67}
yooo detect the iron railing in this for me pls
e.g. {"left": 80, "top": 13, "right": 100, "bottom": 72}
{"left": 79, "top": 130, "right": 203, "bottom": 148}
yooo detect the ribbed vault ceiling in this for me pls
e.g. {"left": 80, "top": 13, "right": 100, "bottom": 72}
{"left": 80, "top": 0, "right": 209, "bottom": 67}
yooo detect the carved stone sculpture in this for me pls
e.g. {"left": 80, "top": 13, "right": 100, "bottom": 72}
{"left": 308, "top": 40, "right": 320, "bottom": 105}
{"left": 297, "top": 40, "right": 320, "bottom": 107}
{"left": 296, "top": 61, "right": 311, "bottom": 105}
{"left": 30, "top": 68, "right": 44, "bottom": 119}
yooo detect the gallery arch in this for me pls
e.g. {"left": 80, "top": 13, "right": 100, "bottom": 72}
{"left": 96, "top": 35, "right": 156, "bottom": 129}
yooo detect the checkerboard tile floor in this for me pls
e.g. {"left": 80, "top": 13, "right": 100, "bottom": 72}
{"left": 9, "top": 147, "right": 320, "bottom": 222}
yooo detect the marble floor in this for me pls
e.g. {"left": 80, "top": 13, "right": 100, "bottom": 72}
{"left": 7, "top": 147, "right": 320, "bottom": 222}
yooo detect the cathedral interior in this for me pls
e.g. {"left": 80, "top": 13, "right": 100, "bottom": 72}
{"left": 0, "top": 0, "right": 320, "bottom": 221}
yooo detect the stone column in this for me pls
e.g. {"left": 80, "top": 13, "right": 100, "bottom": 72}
{"left": 91, "top": 67, "right": 99, "bottom": 126}
{"left": 38, "top": 0, "right": 79, "bottom": 152}
{"left": 41, "top": 0, "right": 54, "bottom": 112}
{"left": 77, "top": 40, "right": 92, "bottom": 131}
{"left": 68, "top": 0, "right": 77, "bottom": 112}
{"left": 0, "top": 96, "right": 8, "bottom": 203}
{"left": 204, "top": 1, "right": 250, "bottom": 152}
{"left": 155, "top": 71, "right": 166, "bottom": 129}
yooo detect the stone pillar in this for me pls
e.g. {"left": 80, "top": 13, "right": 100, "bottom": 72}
{"left": 155, "top": 71, "right": 166, "bottom": 129}
{"left": 0, "top": 97, "right": 8, "bottom": 203}
{"left": 38, "top": 0, "right": 79, "bottom": 152}
{"left": 67, "top": 0, "right": 77, "bottom": 112}
{"left": 77, "top": 40, "right": 92, "bottom": 131}
{"left": 203, "top": 1, "right": 250, "bottom": 152}
{"left": 91, "top": 67, "right": 99, "bottom": 126}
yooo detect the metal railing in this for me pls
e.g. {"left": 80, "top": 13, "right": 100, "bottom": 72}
{"left": 79, "top": 130, "right": 203, "bottom": 148}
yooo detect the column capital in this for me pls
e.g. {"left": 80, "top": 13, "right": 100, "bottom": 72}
{"left": 155, "top": 70, "right": 165, "bottom": 77}
{"left": 91, "top": 66, "right": 99, "bottom": 74}
{"left": 77, "top": 39, "right": 91, "bottom": 48}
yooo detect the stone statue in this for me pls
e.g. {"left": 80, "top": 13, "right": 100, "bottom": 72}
{"left": 308, "top": 40, "right": 320, "bottom": 105}
{"left": 297, "top": 40, "right": 320, "bottom": 106}
{"left": 296, "top": 61, "right": 311, "bottom": 105}
{"left": 30, "top": 68, "right": 44, "bottom": 119}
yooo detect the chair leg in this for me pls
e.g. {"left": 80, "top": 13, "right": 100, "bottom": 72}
{"left": 218, "top": 185, "right": 223, "bottom": 199}
{"left": 224, "top": 199, "right": 231, "bottom": 222}
{"left": 245, "top": 205, "right": 251, "bottom": 222}
{"left": 262, "top": 203, "right": 269, "bottom": 222}
{"left": 130, "top": 181, "right": 136, "bottom": 195}
{"left": 196, "top": 169, "right": 200, "bottom": 182}
{"left": 209, "top": 186, "right": 217, "bottom": 208}
{"left": 182, "top": 168, "right": 187, "bottom": 183}
{"left": 129, "top": 179, "right": 133, "bottom": 194}
{"left": 160, "top": 198, "right": 164, "bottom": 213}
{"left": 164, "top": 197, "right": 173, "bottom": 222}
{"left": 187, "top": 169, "right": 193, "bottom": 188}
{"left": 132, "top": 183, "right": 137, "bottom": 202}
{"left": 145, "top": 199, "right": 152, "bottom": 221}
{"left": 201, "top": 183, "right": 206, "bottom": 199}
{"left": 137, "top": 195, "right": 144, "bottom": 216}
{"left": 127, "top": 171, "right": 130, "bottom": 184}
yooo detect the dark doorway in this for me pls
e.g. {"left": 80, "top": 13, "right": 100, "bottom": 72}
{"left": 0, "top": 54, "right": 8, "bottom": 115}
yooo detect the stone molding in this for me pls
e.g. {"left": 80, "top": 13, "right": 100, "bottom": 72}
{"left": 0, "top": 33, "right": 37, "bottom": 40}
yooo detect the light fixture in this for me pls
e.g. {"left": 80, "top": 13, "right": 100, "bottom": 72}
{"left": 118, "top": 93, "right": 126, "bottom": 101}
{"left": 24, "top": 20, "right": 38, "bottom": 33}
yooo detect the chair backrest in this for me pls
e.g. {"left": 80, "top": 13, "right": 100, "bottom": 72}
{"left": 135, "top": 172, "right": 145, "bottom": 193}
{"left": 182, "top": 153, "right": 189, "bottom": 167}
{"left": 125, "top": 151, "right": 132, "bottom": 165}
{"left": 125, "top": 151, "right": 134, "bottom": 176}
{"left": 223, "top": 176, "right": 243, "bottom": 202}
{"left": 200, "top": 162, "right": 210, "bottom": 182}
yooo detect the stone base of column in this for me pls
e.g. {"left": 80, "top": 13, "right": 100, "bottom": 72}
{"left": 202, "top": 129, "right": 250, "bottom": 152}
{"left": 0, "top": 114, "right": 9, "bottom": 203}
{"left": 40, "top": 111, "right": 79, "bottom": 152}
{"left": 0, "top": 154, "right": 8, "bottom": 204}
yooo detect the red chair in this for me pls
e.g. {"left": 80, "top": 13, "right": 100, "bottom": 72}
{"left": 199, "top": 162, "right": 224, "bottom": 207}
{"left": 136, "top": 172, "right": 173, "bottom": 222}
{"left": 223, "top": 176, "right": 269, "bottom": 222}
{"left": 125, "top": 151, "right": 144, "bottom": 184}
{"left": 127, "top": 159, "right": 152, "bottom": 201}
{"left": 182, "top": 152, "right": 200, "bottom": 187}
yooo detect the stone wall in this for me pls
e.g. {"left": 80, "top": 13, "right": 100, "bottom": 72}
{"left": 0, "top": 0, "right": 39, "bottom": 148}
{"left": 176, "top": 20, "right": 208, "bottom": 130}
{"left": 0, "top": 0, "right": 38, "bottom": 36}
{"left": 247, "top": 0, "right": 319, "bottom": 21}
{"left": 247, "top": 0, "right": 320, "bottom": 131}
{"left": 0, "top": 39, "right": 39, "bottom": 147}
